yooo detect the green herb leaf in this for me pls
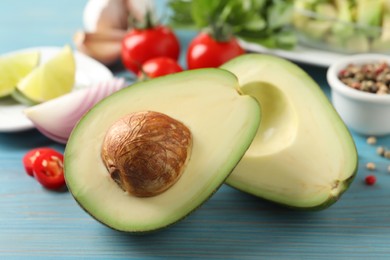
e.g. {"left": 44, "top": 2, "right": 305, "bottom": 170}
{"left": 168, "top": 0, "right": 296, "bottom": 49}
{"left": 267, "top": 0, "right": 294, "bottom": 30}
{"left": 167, "top": 0, "right": 195, "bottom": 28}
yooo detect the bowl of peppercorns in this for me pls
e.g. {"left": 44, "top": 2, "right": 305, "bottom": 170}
{"left": 327, "top": 54, "right": 390, "bottom": 136}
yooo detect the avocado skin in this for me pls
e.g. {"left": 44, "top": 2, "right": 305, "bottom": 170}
{"left": 65, "top": 125, "right": 259, "bottom": 233}
{"left": 221, "top": 54, "right": 358, "bottom": 210}
{"left": 64, "top": 68, "right": 262, "bottom": 233}
{"left": 226, "top": 164, "right": 357, "bottom": 211}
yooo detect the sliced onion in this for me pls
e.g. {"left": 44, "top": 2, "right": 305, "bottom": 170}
{"left": 24, "top": 77, "right": 128, "bottom": 144}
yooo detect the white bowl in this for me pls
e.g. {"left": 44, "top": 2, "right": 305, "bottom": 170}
{"left": 327, "top": 54, "right": 390, "bottom": 136}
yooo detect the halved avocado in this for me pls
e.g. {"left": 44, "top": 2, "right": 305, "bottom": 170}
{"left": 221, "top": 54, "right": 358, "bottom": 209}
{"left": 64, "top": 68, "right": 260, "bottom": 232}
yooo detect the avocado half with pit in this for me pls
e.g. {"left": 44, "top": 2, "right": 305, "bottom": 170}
{"left": 221, "top": 54, "right": 358, "bottom": 209}
{"left": 64, "top": 68, "right": 261, "bottom": 232}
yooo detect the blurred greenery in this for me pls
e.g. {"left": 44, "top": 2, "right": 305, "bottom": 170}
{"left": 167, "top": 0, "right": 296, "bottom": 49}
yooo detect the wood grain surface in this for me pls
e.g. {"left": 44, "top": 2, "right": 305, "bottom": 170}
{"left": 1, "top": 1, "right": 390, "bottom": 259}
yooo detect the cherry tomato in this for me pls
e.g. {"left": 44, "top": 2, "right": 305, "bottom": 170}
{"left": 32, "top": 150, "right": 65, "bottom": 190}
{"left": 121, "top": 25, "right": 180, "bottom": 74}
{"left": 139, "top": 57, "right": 183, "bottom": 79}
{"left": 22, "top": 147, "right": 57, "bottom": 177}
{"left": 187, "top": 32, "right": 244, "bottom": 69}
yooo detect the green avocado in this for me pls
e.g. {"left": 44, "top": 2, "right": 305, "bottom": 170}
{"left": 64, "top": 68, "right": 261, "bottom": 232}
{"left": 221, "top": 54, "right": 358, "bottom": 209}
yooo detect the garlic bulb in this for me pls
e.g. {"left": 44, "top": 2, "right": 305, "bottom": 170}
{"left": 77, "top": 0, "right": 155, "bottom": 65}
{"left": 83, "top": 0, "right": 155, "bottom": 32}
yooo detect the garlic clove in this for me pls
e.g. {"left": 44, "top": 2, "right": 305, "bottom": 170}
{"left": 75, "top": 29, "right": 126, "bottom": 41}
{"left": 73, "top": 30, "right": 126, "bottom": 66}
{"left": 83, "top": 0, "right": 129, "bottom": 32}
{"left": 82, "top": 0, "right": 157, "bottom": 33}
{"left": 79, "top": 0, "right": 156, "bottom": 65}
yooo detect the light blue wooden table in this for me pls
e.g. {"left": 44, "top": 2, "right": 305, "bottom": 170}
{"left": 1, "top": 1, "right": 390, "bottom": 259}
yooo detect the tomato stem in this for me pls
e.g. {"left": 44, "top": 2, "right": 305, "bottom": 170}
{"left": 208, "top": 22, "right": 232, "bottom": 42}
{"left": 144, "top": 9, "right": 155, "bottom": 29}
{"left": 129, "top": 8, "right": 156, "bottom": 30}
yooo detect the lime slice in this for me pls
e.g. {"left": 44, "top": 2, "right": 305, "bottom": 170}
{"left": 15, "top": 45, "right": 76, "bottom": 104}
{"left": 0, "top": 51, "right": 40, "bottom": 98}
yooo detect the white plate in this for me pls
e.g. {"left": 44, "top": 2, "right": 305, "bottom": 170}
{"left": 0, "top": 46, "right": 113, "bottom": 132}
{"left": 240, "top": 40, "right": 348, "bottom": 67}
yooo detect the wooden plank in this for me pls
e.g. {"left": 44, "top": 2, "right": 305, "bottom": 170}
{"left": 1, "top": 1, "right": 390, "bottom": 259}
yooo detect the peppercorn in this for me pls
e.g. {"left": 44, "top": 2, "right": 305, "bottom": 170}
{"left": 377, "top": 146, "right": 385, "bottom": 156}
{"left": 366, "top": 162, "right": 376, "bottom": 170}
{"left": 366, "top": 136, "right": 377, "bottom": 145}
{"left": 365, "top": 175, "right": 376, "bottom": 185}
{"left": 384, "top": 150, "right": 390, "bottom": 159}
{"left": 338, "top": 61, "right": 390, "bottom": 95}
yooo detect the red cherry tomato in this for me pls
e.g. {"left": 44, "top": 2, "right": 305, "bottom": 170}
{"left": 121, "top": 25, "right": 180, "bottom": 74}
{"left": 32, "top": 150, "right": 65, "bottom": 190}
{"left": 22, "top": 147, "right": 57, "bottom": 177}
{"left": 139, "top": 57, "right": 183, "bottom": 79}
{"left": 187, "top": 32, "right": 244, "bottom": 69}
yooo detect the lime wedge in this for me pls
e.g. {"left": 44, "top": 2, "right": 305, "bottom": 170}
{"left": 0, "top": 51, "right": 40, "bottom": 98}
{"left": 15, "top": 45, "right": 76, "bottom": 104}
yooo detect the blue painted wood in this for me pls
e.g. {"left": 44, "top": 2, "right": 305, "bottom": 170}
{"left": 1, "top": 1, "right": 390, "bottom": 259}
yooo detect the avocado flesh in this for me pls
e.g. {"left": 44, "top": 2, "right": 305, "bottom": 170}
{"left": 221, "top": 54, "right": 357, "bottom": 209}
{"left": 64, "top": 68, "right": 261, "bottom": 232}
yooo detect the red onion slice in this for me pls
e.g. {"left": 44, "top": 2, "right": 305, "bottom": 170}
{"left": 24, "top": 77, "right": 128, "bottom": 144}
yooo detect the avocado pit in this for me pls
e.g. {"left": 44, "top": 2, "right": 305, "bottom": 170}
{"left": 101, "top": 111, "right": 192, "bottom": 197}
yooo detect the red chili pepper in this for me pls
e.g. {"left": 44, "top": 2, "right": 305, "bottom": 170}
{"left": 365, "top": 175, "right": 376, "bottom": 186}
{"left": 32, "top": 150, "right": 65, "bottom": 190}
{"left": 22, "top": 147, "right": 58, "bottom": 177}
